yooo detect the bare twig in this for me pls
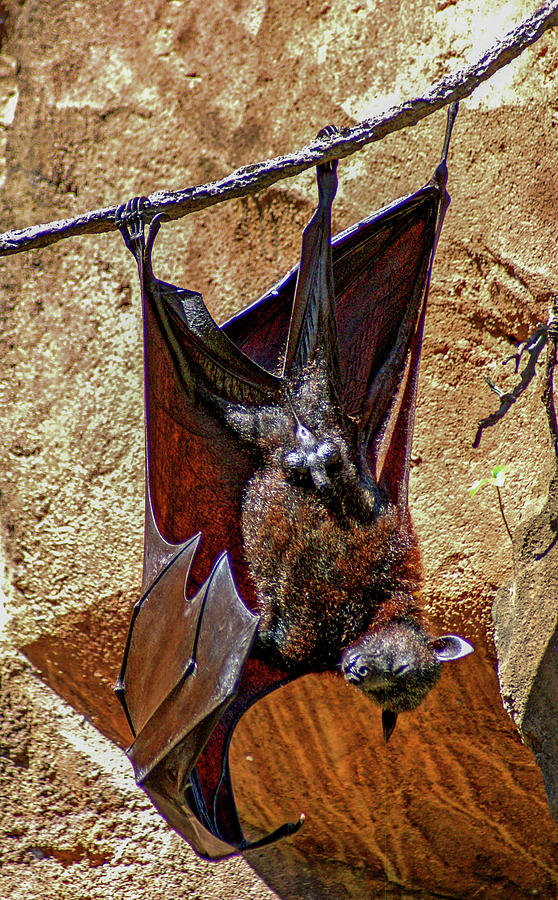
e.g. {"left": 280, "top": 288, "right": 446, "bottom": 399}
{"left": 542, "top": 298, "right": 558, "bottom": 453}
{"left": 473, "top": 299, "right": 558, "bottom": 453}
{"left": 473, "top": 327, "right": 548, "bottom": 448}
{"left": 0, "top": 2, "right": 556, "bottom": 258}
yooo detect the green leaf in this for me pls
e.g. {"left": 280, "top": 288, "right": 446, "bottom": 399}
{"left": 492, "top": 464, "right": 510, "bottom": 487}
{"left": 469, "top": 477, "right": 491, "bottom": 497}
{"left": 469, "top": 465, "right": 511, "bottom": 497}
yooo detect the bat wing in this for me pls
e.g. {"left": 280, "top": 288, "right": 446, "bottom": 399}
{"left": 116, "top": 106, "right": 456, "bottom": 858}
{"left": 115, "top": 205, "right": 302, "bottom": 856}
{"left": 139, "top": 268, "right": 280, "bottom": 589}
{"left": 115, "top": 533, "right": 278, "bottom": 858}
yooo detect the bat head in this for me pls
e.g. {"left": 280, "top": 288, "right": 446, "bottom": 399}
{"left": 340, "top": 621, "right": 473, "bottom": 716}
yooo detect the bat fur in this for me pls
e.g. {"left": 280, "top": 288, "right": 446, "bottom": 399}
{"left": 225, "top": 349, "right": 463, "bottom": 720}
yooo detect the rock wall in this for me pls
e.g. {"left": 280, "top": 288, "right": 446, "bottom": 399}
{"left": 1, "top": 0, "right": 558, "bottom": 897}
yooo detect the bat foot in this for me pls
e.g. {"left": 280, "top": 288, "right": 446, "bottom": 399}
{"left": 317, "top": 124, "right": 339, "bottom": 140}
{"left": 314, "top": 127, "right": 338, "bottom": 205}
{"left": 115, "top": 195, "right": 150, "bottom": 260}
{"left": 316, "top": 125, "right": 339, "bottom": 178}
{"left": 116, "top": 196, "right": 167, "bottom": 279}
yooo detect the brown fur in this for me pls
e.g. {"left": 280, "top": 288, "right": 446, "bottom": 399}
{"left": 227, "top": 359, "right": 426, "bottom": 675}
{"left": 245, "top": 481, "right": 422, "bottom": 669}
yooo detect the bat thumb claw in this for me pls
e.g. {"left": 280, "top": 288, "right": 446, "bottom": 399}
{"left": 240, "top": 812, "right": 305, "bottom": 852}
{"left": 285, "top": 813, "right": 305, "bottom": 837}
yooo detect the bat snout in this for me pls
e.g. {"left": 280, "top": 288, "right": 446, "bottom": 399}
{"left": 340, "top": 631, "right": 443, "bottom": 712}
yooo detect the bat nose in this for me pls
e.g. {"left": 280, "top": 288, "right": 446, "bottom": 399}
{"left": 343, "top": 662, "right": 370, "bottom": 683}
{"left": 342, "top": 651, "right": 412, "bottom": 686}
{"left": 341, "top": 653, "right": 364, "bottom": 681}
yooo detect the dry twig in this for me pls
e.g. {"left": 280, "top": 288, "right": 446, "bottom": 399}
{"left": 0, "top": 0, "right": 557, "bottom": 258}
{"left": 473, "top": 299, "right": 558, "bottom": 454}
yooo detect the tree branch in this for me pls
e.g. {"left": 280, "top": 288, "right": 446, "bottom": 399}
{"left": 0, "top": 0, "right": 557, "bottom": 258}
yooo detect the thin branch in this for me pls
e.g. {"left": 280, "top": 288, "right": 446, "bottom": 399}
{"left": 473, "top": 298, "right": 558, "bottom": 452}
{"left": 542, "top": 297, "right": 558, "bottom": 453}
{"left": 473, "top": 326, "right": 548, "bottom": 448}
{"left": 0, "top": 0, "right": 557, "bottom": 258}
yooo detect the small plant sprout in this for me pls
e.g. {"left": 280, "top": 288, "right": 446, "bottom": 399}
{"left": 470, "top": 465, "right": 513, "bottom": 541}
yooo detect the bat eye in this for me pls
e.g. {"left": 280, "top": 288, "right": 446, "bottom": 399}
{"left": 357, "top": 664, "right": 371, "bottom": 678}
{"left": 394, "top": 662, "right": 410, "bottom": 677}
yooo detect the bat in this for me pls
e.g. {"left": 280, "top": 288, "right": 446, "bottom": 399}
{"left": 114, "top": 103, "right": 473, "bottom": 859}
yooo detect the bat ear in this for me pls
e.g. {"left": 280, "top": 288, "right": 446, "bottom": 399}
{"left": 429, "top": 635, "right": 474, "bottom": 663}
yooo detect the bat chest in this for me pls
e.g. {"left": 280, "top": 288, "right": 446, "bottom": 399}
{"left": 241, "top": 463, "right": 421, "bottom": 668}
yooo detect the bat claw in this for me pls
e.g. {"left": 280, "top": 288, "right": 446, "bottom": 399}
{"left": 317, "top": 124, "right": 339, "bottom": 140}
{"left": 116, "top": 196, "right": 167, "bottom": 276}
{"left": 115, "top": 195, "right": 151, "bottom": 257}
{"left": 316, "top": 125, "right": 339, "bottom": 178}
{"left": 240, "top": 812, "right": 306, "bottom": 852}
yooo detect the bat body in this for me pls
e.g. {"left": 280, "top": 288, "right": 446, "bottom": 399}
{"left": 230, "top": 356, "right": 423, "bottom": 676}
{"left": 115, "top": 106, "right": 472, "bottom": 858}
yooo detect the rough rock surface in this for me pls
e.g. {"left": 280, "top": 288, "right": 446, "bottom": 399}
{"left": 1, "top": 0, "right": 558, "bottom": 897}
{"left": 0, "top": 642, "right": 278, "bottom": 899}
{"left": 493, "top": 458, "right": 558, "bottom": 826}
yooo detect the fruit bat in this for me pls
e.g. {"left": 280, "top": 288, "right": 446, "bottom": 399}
{"left": 114, "top": 104, "right": 473, "bottom": 860}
